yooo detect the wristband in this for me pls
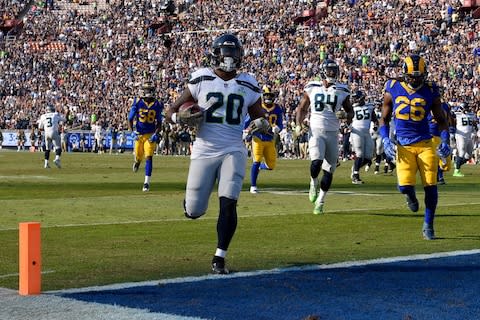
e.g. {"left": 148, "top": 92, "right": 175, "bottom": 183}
{"left": 171, "top": 113, "right": 177, "bottom": 124}
{"left": 440, "top": 129, "right": 449, "bottom": 143}
{"left": 379, "top": 125, "right": 390, "bottom": 140}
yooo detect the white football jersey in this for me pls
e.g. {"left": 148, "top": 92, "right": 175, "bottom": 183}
{"left": 187, "top": 68, "right": 261, "bottom": 159}
{"left": 304, "top": 81, "right": 350, "bottom": 131}
{"left": 38, "top": 112, "right": 65, "bottom": 138}
{"left": 455, "top": 112, "right": 476, "bottom": 136}
{"left": 352, "top": 102, "right": 375, "bottom": 131}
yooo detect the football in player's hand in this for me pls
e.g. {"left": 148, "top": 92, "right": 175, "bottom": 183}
{"left": 179, "top": 101, "right": 202, "bottom": 115}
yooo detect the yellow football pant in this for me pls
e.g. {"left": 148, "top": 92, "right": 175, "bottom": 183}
{"left": 396, "top": 140, "right": 438, "bottom": 186}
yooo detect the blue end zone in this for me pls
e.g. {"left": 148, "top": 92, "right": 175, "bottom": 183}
{"left": 58, "top": 253, "right": 480, "bottom": 320}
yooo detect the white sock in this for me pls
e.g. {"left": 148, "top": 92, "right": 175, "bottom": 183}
{"left": 144, "top": 176, "right": 151, "bottom": 184}
{"left": 318, "top": 189, "right": 327, "bottom": 203}
{"left": 215, "top": 248, "right": 227, "bottom": 258}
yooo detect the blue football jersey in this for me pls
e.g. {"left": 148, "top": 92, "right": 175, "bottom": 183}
{"left": 128, "top": 98, "right": 164, "bottom": 135}
{"left": 385, "top": 79, "right": 440, "bottom": 145}
{"left": 244, "top": 103, "right": 284, "bottom": 142}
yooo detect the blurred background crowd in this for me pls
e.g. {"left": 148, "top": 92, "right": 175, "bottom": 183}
{"left": 0, "top": 0, "right": 479, "bottom": 157}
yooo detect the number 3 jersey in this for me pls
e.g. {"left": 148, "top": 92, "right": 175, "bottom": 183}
{"left": 384, "top": 79, "right": 440, "bottom": 146}
{"left": 304, "top": 81, "right": 350, "bottom": 131}
{"left": 187, "top": 67, "right": 261, "bottom": 159}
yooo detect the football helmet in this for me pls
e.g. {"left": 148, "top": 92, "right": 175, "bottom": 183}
{"left": 211, "top": 33, "right": 243, "bottom": 72}
{"left": 319, "top": 59, "right": 340, "bottom": 84}
{"left": 141, "top": 81, "right": 155, "bottom": 98}
{"left": 262, "top": 85, "right": 275, "bottom": 105}
{"left": 402, "top": 54, "right": 427, "bottom": 90}
{"left": 46, "top": 104, "right": 55, "bottom": 113}
{"left": 351, "top": 90, "right": 365, "bottom": 106}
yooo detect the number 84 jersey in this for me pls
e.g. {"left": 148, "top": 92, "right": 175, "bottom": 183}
{"left": 187, "top": 67, "right": 261, "bottom": 159}
{"left": 304, "top": 80, "right": 350, "bottom": 131}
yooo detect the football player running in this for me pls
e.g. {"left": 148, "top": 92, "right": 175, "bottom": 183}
{"left": 244, "top": 85, "right": 284, "bottom": 194}
{"left": 349, "top": 90, "right": 376, "bottom": 184}
{"left": 127, "top": 81, "right": 164, "bottom": 192}
{"left": 166, "top": 33, "right": 269, "bottom": 275}
{"left": 452, "top": 103, "right": 477, "bottom": 177}
{"left": 380, "top": 54, "right": 451, "bottom": 240}
{"left": 295, "top": 58, "right": 353, "bottom": 215}
{"left": 38, "top": 104, "right": 68, "bottom": 169}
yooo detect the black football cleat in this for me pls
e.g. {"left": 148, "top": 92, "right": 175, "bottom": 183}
{"left": 211, "top": 256, "right": 229, "bottom": 275}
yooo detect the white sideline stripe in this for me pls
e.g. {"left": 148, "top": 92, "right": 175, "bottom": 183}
{"left": 0, "top": 270, "right": 55, "bottom": 279}
{"left": 1, "top": 200, "right": 480, "bottom": 232}
{"left": 48, "top": 249, "right": 480, "bottom": 294}
{"left": 0, "top": 175, "right": 54, "bottom": 180}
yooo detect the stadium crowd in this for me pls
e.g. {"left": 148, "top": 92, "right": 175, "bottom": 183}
{"left": 0, "top": 0, "right": 479, "bottom": 159}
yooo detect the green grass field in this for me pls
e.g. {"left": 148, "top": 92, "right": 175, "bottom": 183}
{"left": 0, "top": 150, "right": 479, "bottom": 291}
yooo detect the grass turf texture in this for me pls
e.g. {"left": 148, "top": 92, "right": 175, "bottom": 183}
{"left": 0, "top": 151, "right": 479, "bottom": 291}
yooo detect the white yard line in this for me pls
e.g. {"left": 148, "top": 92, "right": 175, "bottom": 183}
{"left": 49, "top": 249, "right": 480, "bottom": 294}
{"left": 0, "top": 270, "right": 55, "bottom": 279}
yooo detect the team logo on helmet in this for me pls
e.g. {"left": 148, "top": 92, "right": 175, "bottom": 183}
{"left": 262, "top": 85, "right": 276, "bottom": 105}
{"left": 402, "top": 55, "right": 427, "bottom": 90}
{"left": 141, "top": 81, "right": 155, "bottom": 98}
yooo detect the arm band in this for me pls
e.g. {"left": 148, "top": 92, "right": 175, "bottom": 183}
{"left": 379, "top": 125, "right": 390, "bottom": 140}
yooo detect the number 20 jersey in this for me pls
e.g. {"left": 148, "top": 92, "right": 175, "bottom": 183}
{"left": 304, "top": 81, "right": 350, "bottom": 131}
{"left": 187, "top": 68, "right": 261, "bottom": 160}
{"left": 384, "top": 79, "right": 440, "bottom": 146}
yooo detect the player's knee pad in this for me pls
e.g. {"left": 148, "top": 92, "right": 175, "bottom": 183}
{"left": 183, "top": 199, "right": 202, "bottom": 220}
{"left": 310, "top": 159, "right": 323, "bottom": 178}
{"left": 320, "top": 170, "right": 333, "bottom": 191}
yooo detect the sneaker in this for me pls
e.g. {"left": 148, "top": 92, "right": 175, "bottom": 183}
{"left": 352, "top": 174, "right": 364, "bottom": 184}
{"left": 437, "top": 178, "right": 446, "bottom": 185}
{"left": 422, "top": 223, "right": 435, "bottom": 240}
{"left": 250, "top": 186, "right": 258, "bottom": 194}
{"left": 132, "top": 161, "right": 140, "bottom": 173}
{"left": 405, "top": 193, "right": 419, "bottom": 212}
{"left": 142, "top": 183, "right": 150, "bottom": 192}
{"left": 374, "top": 165, "right": 380, "bottom": 175}
{"left": 44, "top": 163, "right": 50, "bottom": 169}
{"left": 211, "top": 256, "right": 229, "bottom": 275}
{"left": 54, "top": 159, "right": 61, "bottom": 168}
{"left": 313, "top": 201, "right": 324, "bottom": 215}
{"left": 309, "top": 180, "right": 319, "bottom": 203}
{"left": 452, "top": 169, "right": 464, "bottom": 177}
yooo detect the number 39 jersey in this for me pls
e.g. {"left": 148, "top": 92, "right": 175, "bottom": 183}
{"left": 304, "top": 81, "right": 350, "bottom": 131}
{"left": 187, "top": 67, "right": 261, "bottom": 159}
{"left": 384, "top": 79, "right": 440, "bottom": 145}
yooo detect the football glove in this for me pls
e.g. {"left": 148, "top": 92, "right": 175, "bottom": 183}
{"left": 149, "top": 132, "right": 159, "bottom": 143}
{"left": 249, "top": 117, "right": 271, "bottom": 135}
{"left": 177, "top": 109, "right": 204, "bottom": 127}
{"left": 382, "top": 137, "right": 396, "bottom": 161}
{"left": 131, "top": 131, "right": 140, "bottom": 141}
{"left": 436, "top": 142, "right": 451, "bottom": 159}
{"left": 335, "top": 110, "right": 347, "bottom": 119}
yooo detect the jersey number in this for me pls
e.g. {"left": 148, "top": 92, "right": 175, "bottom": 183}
{"left": 461, "top": 117, "right": 473, "bottom": 126}
{"left": 394, "top": 96, "right": 426, "bottom": 121}
{"left": 313, "top": 93, "right": 338, "bottom": 112}
{"left": 355, "top": 108, "right": 371, "bottom": 121}
{"left": 138, "top": 108, "right": 157, "bottom": 123}
{"left": 205, "top": 92, "right": 244, "bottom": 125}
{"left": 46, "top": 117, "right": 53, "bottom": 127}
